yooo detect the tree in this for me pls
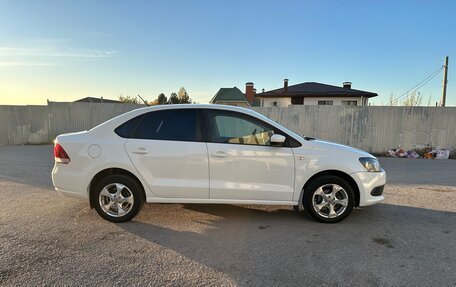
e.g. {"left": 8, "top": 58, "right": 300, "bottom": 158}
{"left": 177, "top": 87, "right": 192, "bottom": 104}
{"left": 402, "top": 91, "right": 422, "bottom": 106}
{"left": 149, "top": 89, "right": 193, "bottom": 105}
{"left": 157, "top": 93, "right": 167, "bottom": 105}
{"left": 149, "top": 99, "right": 159, "bottom": 106}
{"left": 168, "top": 92, "right": 180, "bottom": 104}
{"left": 119, "top": 94, "right": 141, "bottom": 104}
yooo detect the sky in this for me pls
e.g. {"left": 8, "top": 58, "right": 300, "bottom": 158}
{"left": 0, "top": 0, "right": 455, "bottom": 106}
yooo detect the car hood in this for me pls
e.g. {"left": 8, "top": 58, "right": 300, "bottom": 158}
{"left": 305, "top": 138, "right": 375, "bottom": 158}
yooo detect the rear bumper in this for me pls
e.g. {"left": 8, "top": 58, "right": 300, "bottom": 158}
{"left": 55, "top": 187, "right": 87, "bottom": 199}
{"left": 350, "top": 169, "right": 386, "bottom": 207}
{"left": 52, "top": 163, "right": 90, "bottom": 200}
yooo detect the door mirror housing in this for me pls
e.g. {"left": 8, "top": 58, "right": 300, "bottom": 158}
{"left": 270, "top": 134, "right": 286, "bottom": 146}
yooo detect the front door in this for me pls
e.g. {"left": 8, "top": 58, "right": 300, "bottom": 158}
{"left": 204, "top": 109, "right": 295, "bottom": 201}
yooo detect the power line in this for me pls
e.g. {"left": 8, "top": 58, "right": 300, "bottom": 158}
{"left": 392, "top": 66, "right": 444, "bottom": 104}
{"left": 420, "top": 80, "right": 441, "bottom": 94}
{"left": 393, "top": 66, "right": 443, "bottom": 103}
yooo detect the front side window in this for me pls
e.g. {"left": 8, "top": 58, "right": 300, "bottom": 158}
{"left": 130, "top": 109, "right": 198, "bottom": 141}
{"left": 206, "top": 110, "right": 275, "bottom": 146}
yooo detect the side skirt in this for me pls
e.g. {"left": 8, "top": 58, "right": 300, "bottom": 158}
{"left": 146, "top": 198, "right": 298, "bottom": 206}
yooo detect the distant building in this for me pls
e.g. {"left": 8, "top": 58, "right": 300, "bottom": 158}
{"left": 74, "top": 97, "right": 120, "bottom": 103}
{"left": 210, "top": 87, "right": 251, "bottom": 107}
{"left": 210, "top": 84, "right": 261, "bottom": 107}
{"left": 254, "top": 79, "right": 378, "bottom": 107}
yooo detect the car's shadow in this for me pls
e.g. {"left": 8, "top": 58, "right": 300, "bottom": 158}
{"left": 117, "top": 203, "right": 456, "bottom": 286}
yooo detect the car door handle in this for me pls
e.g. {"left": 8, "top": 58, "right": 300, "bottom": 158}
{"left": 132, "top": 148, "right": 148, "bottom": 155}
{"left": 211, "top": 151, "right": 228, "bottom": 158}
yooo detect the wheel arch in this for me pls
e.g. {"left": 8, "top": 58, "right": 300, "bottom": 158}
{"left": 89, "top": 167, "right": 146, "bottom": 209}
{"left": 300, "top": 170, "right": 360, "bottom": 207}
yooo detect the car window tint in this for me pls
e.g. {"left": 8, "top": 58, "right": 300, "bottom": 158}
{"left": 207, "top": 110, "right": 275, "bottom": 146}
{"left": 114, "top": 114, "right": 144, "bottom": 138}
{"left": 132, "top": 109, "right": 198, "bottom": 141}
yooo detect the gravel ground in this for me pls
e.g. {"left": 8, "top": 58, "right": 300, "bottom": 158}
{"left": 0, "top": 145, "right": 455, "bottom": 286}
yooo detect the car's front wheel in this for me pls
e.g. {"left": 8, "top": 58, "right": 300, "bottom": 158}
{"left": 303, "top": 175, "right": 355, "bottom": 223}
{"left": 93, "top": 175, "right": 144, "bottom": 223}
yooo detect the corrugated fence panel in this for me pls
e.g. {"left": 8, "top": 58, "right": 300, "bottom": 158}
{"left": 0, "top": 105, "right": 49, "bottom": 145}
{"left": 27, "top": 105, "right": 49, "bottom": 144}
{"left": 0, "top": 106, "right": 12, "bottom": 146}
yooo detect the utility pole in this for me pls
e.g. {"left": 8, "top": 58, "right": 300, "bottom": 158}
{"left": 440, "top": 56, "right": 449, "bottom": 106}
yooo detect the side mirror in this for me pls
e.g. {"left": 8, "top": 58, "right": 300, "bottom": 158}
{"left": 270, "top": 134, "right": 286, "bottom": 146}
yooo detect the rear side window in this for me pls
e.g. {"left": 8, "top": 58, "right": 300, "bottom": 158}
{"left": 114, "top": 115, "right": 144, "bottom": 138}
{"left": 131, "top": 109, "right": 198, "bottom": 141}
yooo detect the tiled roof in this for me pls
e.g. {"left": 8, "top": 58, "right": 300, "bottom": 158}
{"left": 210, "top": 87, "right": 248, "bottom": 103}
{"left": 257, "top": 82, "right": 378, "bottom": 98}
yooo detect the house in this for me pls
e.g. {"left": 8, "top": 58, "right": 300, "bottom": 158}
{"left": 254, "top": 79, "right": 378, "bottom": 107}
{"left": 210, "top": 87, "right": 251, "bottom": 107}
{"left": 210, "top": 84, "right": 261, "bottom": 107}
{"left": 74, "top": 97, "right": 120, "bottom": 103}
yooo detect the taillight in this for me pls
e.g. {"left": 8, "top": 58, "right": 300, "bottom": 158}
{"left": 54, "top": 143, "right": 70, "bottom": 164}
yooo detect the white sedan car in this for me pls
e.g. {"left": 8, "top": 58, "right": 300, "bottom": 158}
{"left": 52, "top": 104, "right": 385, "bottom": 223}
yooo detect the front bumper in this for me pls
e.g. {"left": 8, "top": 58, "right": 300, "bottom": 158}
{"left": 350, "top": 169, "right": 386, "bottom": 206}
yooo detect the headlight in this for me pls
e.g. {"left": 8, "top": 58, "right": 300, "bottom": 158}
{"left": 359, "top": 157, "right": 381, "bottom": 172}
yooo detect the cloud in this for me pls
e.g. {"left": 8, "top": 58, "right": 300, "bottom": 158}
{"left": 0, "top": 62, "right": 60, "bottom": 66}
{"left": 0, "top": 47, "right": 117, "bottom": 58}
{"left": 0, "top": 39, "right": 117, "bottom": 67}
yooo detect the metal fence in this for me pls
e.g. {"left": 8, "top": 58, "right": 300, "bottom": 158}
{"left": 1, "top": 102, "right": 455, "bottom": 153}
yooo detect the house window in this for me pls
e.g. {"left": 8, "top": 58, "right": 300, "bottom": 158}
{"left": 342, "top": 101, "right": 357, "bottom": 106}
{"left": 291, "top": 97, "right": 304, "bottom": 105}
{"left": 318, "top": 101, "right": 333, "bottom": 105}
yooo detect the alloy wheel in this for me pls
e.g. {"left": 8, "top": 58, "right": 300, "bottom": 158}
{"left": 312, "top": 184, "right": 349, "bottom": 219}
{"left": 98, "top": 183, "right": 135, "bottom": 217}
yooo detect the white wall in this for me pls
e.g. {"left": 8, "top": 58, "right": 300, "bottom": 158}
{"left": 303, "top": 96, "right": 364, "bottom": 105}
{"left": 262, "top": 97, "right": 292, "bottom": 107}
{"left": 261, "top": 96, "right": 367, "bottom": 107}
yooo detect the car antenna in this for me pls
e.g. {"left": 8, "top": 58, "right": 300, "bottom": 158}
{"left": 137, "top": 94, "right": 149, "bottom": 107}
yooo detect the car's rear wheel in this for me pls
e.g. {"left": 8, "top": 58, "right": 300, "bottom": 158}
{"left": 303, "top": 175, "right": 355, "bottom": 223}
{"left": 93, "top": 175, "right": 144, "bottom": 223}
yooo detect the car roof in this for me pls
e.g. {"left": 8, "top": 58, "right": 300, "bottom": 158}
{"left": 128, "top": 104, "right": 255, "bottom": 114}
{"left": 89, "top": 104, "right": 259, "bottom": 133}
{"left": 88, "top": 104, "right": 304, "bottom": 144}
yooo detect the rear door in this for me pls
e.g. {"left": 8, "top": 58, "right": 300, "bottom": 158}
{"left": 124, "top": 108, "right": 209, "bottom": 198}
{"left": 204, "top": 109, "right": 295, "bottom": 201}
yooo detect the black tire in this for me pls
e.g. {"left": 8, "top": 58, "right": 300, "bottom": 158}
{"left": 303, "top": 175, "right": 355, "bottom": 223}
{"left": 93, "top": 174, "right": 145, "bottom": 223}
